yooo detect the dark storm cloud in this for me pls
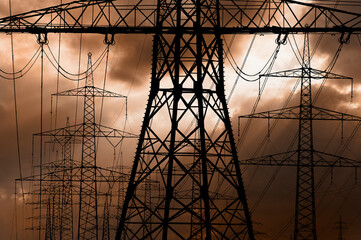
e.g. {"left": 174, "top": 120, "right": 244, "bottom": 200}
{"left": 1, "top": 1, "right": 361, "bottom": 239}
{"left": 108, "top": 35, "right": 153, "bottom": 87}
{"left": 64, "top": 33, "right": 153, "bottom": 87}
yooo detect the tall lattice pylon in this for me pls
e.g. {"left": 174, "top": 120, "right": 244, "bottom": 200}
{"left": 295, "top": 32, "right": 316, "bottom": 240}
{"left": 4, "top": 1, "right": 361, "bottom": 240}
{"left": 60, "top": 117, "right": 74, "bottom": 240}
{"left": 117, "top": 1, "right": 254, "bottom": 239}
{"left": 19, "top": 52, "right": 137, "bottom": 240}
{"left": 239, "top": 33, "right": 361, "bottom": 240}
{"left": 78, "top": 53, "right": 99, "bottom": 240}
{"left": 40, "top": 117, "right": 76, "bottom": 240}
{"left": 51, "top": 53, "right": 132, "bottom": 239}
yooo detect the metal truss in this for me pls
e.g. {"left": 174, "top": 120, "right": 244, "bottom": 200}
{"left": 18, "top": 161, "right": 128, "bottom": 237}
{"left": 116, "top": 0, "right": 255, "bottom": 238}
{"left": 240, "top": 150, "right": 361, "bottom": 168}
{"left": 239, "top": 106, "right": 361, "bottom": 121}
{"left": 49, "top": 53, "right": 132, "bottom": 240}
{"left": 20, "top": 53, "right": 136, "bottom": 240}
{"left": 1, "top": 0, "right": 361, "bottom": 34}
{"left": 3, "top": 1, "right": 361, "bottom": 240}
{"left": 260, "top": 68, "right": 354, "bottom": 80}
{"left": 36, "top": 123, "right": 137, "bottom": 146}
{"left": 238, "top": 33, "right": 361, "bottom": 240}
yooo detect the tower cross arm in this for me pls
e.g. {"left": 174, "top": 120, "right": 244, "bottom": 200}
{"left": 95, "top": 124, "right": 139, "bottom": 139}
{"left": 52, "top": 86, "right": 127, "bottom": 98}
{"left": 260, "top": 68, "right": 353, "bottom": 80}
{"left": 34, "top": 123, "right": 138, "bottom": 139}
{"left": 16, "top": 166, "right": 128, "bottom": 183}
{"left": 238, "top": 106, "right": 361, "bottom": 121}
{"left": 238, "top": 106, "right": 300, "bottom": 119}
{"left": 240, "top": 150, "right": 361, "bottom": 167}
{"left": 1, "top": 0, "right": 361, "bottom": 34}
{"left": 314, "top": 151, "right": 361, "bottom": 168}
{"left": 239, "top": 150, "right": 298, "bottom": 166}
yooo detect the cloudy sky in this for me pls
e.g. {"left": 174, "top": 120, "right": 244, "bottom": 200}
{"left": 1, "top": 0, "right": 361, "bottom": 239}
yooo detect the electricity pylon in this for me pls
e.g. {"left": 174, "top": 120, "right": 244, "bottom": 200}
{"left": 17, "top": 53, "right": 137, "bottom": 239}
{"left": 239, "top": 33, "right": 361, "bottom": 240}
{"left": 44, "top": 117, "right": 75, "bottom": 240}
{"left": 117, "top": 2, "right": 255, "bottom": 238}
{"left": 43, "top": 53, "right": 137, "bottom": 239}
{"left": 3, "top": 1, "right": 361, "bottom": 239}
{"left": 22, "top": 117, "right": 78, "bottom": 240}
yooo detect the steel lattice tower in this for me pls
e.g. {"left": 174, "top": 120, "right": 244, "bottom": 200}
{"left": 60, "top": 117, "right": 74, "bottom": 240}
{"left": 295, "top": 32, "right": 316, "bottom": 240}
{"left": 52, "top": 53, "right": 133, "bottom": 239}
{"left": 239, "top": 33, "right": 361, "bottom": 240}
{"left": 17, "top": 52, "right": 137, "bottom": 239}
{"left": 48, "top": 117, "right": 75, "bottom": 240}
{"left": 117, "top": 1, "right": 254, "bottom": 239}
{"left": 79, "top": 53, "right": 99, "bottom": 240}
{"left": 40, "top": 117, "right": 76, "bottom": 240}
{"left": 3, "top": 1, "right": 361, "bottom": 240}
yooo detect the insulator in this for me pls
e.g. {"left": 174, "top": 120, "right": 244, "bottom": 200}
{"left": 339, "top": 32, "right": 351, "bottom": 44}
{"left": 37, "top": 33, "right": 49, "bottom": 45}
{"left": 104, "top": 33, "right": 115, "bottom": 45}
{"left": 276, "top": 33, "right": 288, "bottom": 45}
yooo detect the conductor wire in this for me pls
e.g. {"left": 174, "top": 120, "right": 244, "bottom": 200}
{"left": 9, "top": 0, "right": 24, "bottom": 202}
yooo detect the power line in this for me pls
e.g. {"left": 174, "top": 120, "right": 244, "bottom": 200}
{"left": 0, "top": 46, "right": 41, "bottom": 80}
{"left": 9, "top": 0, "right": 24, "bottom": 202}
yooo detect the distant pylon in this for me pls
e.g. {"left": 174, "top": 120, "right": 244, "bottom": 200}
{"left": 43, "top": 117, "right": 76, "bottom": 240}
{"left": 50, "top": 52, "right": 134, "bottom": 240}
{"left": 60, "top": 117, "right": 74, "bottom": 240}
{"left": 238, "top": 33, "right": 361, "bottom": 240}
{"left": 18, "top": 52, "right": 137, "bottom": 240}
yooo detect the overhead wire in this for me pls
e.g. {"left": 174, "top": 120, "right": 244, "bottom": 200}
{"left": 289, "top": 33, "right": 303, "bottom": 65}
{"left": 250, "top": 39, "right": 346, "bottom": 221}
{"left": 310, "top": 32, "right": 355, "bottom": 219}
{"left": 54, "top": 2, "right": 62, "bottom": 132}
{"left": 73, "top": 30, "right": 84, "bottom": 161}
{"left": 318, "top": 173, "right": 356, "bottom": 238}
{"left": 224, "top": 37, "right": 282, "bottom": 82}
{"left": 244, "top": 33, "right": 339, "bottom": 155}
{"left": 44, "top": 45, "right": 109, "bottom": 81}
{"left": 211, "top": 0, "right": 285, "bottom": 199}
{"left": 9, "top": 0, "right": 25, "bottom": 204}
{"left": 98, "top": 45, "right": 110, "bottom": 128}
{"left": 0, "top": 46, "right": 41, "bottom": 80}
{"left": 210, "top": 0, "right": 284, "bottom": 200}
{"left": 313, "top": 43, "right": 346, "bottom": 104}
{"left": 113, "top": 34, "right": 148, "bottom": 134}
{"left": 38, "top": 39, "right": 46, "bottom": 240}
{"left": 236, "top": 40, "right": 283, "bottom": 150}
{"left": 243, "top": 7, "right": 347, "bottom": 217}
{"left": 96, "top": 45, "right": 112, "bottom": 154}
{"left": 269, "top": 15, "right": 357, "bottom": 240}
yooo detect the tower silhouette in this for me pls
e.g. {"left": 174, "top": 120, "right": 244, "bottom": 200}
{"left": 17, "top": 53, "right": 137, "bottom": 239}
{"left": 116, "top": 2, "right": 254, "bottom": 238}
{"left": 4, "top": 1, "right": 361, "bottom": 239}
{"left": 239, "top": 33, "right": 361, "bottom": 240}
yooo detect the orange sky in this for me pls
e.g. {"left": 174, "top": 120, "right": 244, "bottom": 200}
{"left": 0, "top": 1, "right": 361, "bottom": 239}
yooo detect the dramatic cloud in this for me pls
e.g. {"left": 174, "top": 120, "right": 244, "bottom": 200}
{"left": 0, "top": 1, "right": 361, "bottom": 239}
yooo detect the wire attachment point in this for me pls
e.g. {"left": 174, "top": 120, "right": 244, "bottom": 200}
{"left": 37, "top": 33, "right": 48, "bottom": 45}
{"left": 339, "top": 32, "right": 351, "bottom": 44}
{"left": 104, "top": 33, "right": 115, "bottom": 45}
{"left": 276, "top": 33, "right": 288, "bottom": 45}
